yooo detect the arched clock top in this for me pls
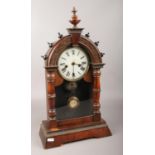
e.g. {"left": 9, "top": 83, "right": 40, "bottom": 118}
{"left": 45, "top": 35, "right": 104, "bottom": 68}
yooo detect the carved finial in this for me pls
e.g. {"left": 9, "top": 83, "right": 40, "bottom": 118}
{"left": 69, "top": 7, "right": 80, "bottom": 28}
{"left": 41, "top": 55, "right": 48, "bottom": 60}
{"left": 85, "top": 33, "right": 90, "bottom": 38}
{"left": 58, "top": 32, "right": 63, "bottom": 39}
{"left": 94, "top": 41, "right": 99, "bottom": 46}
{"left": 100, "top": 52, "right": 105, "bottom": 57}
{"left": 47, "top": 42, "right": 53, "bottom": 48}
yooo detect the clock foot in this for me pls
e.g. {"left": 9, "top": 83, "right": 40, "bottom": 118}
{"left": 39, "top": 119, "right": 112, "bottom": 149}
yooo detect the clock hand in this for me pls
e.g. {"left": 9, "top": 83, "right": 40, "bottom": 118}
{"left": 63, "top": 65, "right": 68, "bottom": 69}
{"left": 71, "top": 62, "right": 75, "bottom": 77}
{"left": 77, "top": 61, "right": 87, "bottom": 67}
{"left": 72, "top": 62, "right": 81, "bottom": 67}
{"left": 62, "top": 65, "right": 68, "bottom": 72}
{"left": 72, "top": 69, "right": 75, "bottom": 77}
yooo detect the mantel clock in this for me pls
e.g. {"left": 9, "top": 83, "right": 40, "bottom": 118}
{"left": 39, "top": 7, "right": 111, "bottom": 149}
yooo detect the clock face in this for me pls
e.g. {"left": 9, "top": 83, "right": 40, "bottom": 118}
{"left": 58, "top": 47, "right": 89, "bottom": 81}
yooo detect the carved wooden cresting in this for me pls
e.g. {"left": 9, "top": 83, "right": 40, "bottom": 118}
{"left": 39, "top": 7, "right": 111, "bottom": 149}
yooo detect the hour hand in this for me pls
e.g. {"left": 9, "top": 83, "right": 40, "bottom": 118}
{"left": 61, "top": 65, "right": 68, "bottom": 72}
{"left": 62, "top": 65, "right": 68, "bottom": 69}
{"left": 72, "top": 62, "right": 81, "bottom": 67}
{"left": 78, "top": 62, "right": 86, "bottom": 67}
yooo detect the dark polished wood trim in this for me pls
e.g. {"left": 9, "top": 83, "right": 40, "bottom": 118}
{"left": 46, "top": 35, "right": 103, "bottom": 67}
{"left": 39, "top": 119, "right": 112, "bottom": 149}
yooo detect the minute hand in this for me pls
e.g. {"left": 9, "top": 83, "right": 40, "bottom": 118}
{"left": 71, "top": 62, "right": 75, "bottom": 78}
{"left": 74, "top": 63, "right": 82, "bottom": 67}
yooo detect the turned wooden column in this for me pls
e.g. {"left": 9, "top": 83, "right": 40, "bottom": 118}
{"left": 46, "top": 71, "right": 56, "bottom": 120}
{"left": 92, "top": 68, "right": 101, "bottom": 121}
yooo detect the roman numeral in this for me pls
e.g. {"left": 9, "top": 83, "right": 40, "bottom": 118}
{"left": 80, "top": 67, "right": 85, "bottom": 71}
{"left": 72, "top": 50, "right": 75, "bottom": 55}
{"left": 72, "top": 73, "right": 75, "bottom": 77}
{"left": 66, "top": 52, "right": 70, "bottom": 56}
{"left": 78, "top": 71, "right": 81, "bottom": 75}
{"left": 61, "top": 57, "right": 66, "bottom": 60}
{"left": 82, "top": 61, "right": 86, "bottom": 65}
{"left": 77, "top": 51, "right": 80, "bottom": 56}
{"left": 80, "top": 56, "right": 85, "bottom": 59}
{"left": 60, "top": 63, "right": 65, "bottom": 66}
{"left": 66, "top": 71, "right": 70, "bottom": 77}
{"left": 61, "top": 67, "right": 66, "bottom": 73}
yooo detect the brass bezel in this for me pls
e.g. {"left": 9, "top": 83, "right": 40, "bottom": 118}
{"left": 67, "top": 96, "right": 80, "bottom": 108}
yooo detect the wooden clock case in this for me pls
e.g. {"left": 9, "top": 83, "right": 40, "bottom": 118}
{"left": 39, "top": 8, "right": 111, "bottom": 149}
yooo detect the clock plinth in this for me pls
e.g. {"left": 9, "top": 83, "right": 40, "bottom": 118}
{"left": 39, "top": 118, "right": 111, "bottom": 149}
{"left": 39, "top": 7, "right": 112, "bottom": 149}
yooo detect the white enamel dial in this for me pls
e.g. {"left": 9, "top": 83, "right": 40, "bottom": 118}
{"left": 58, "top": 47, "right": 89, "bottom": 81}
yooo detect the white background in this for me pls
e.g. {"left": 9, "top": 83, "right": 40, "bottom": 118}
{"left": 31, "top": 0, "right": 122, "bottom": 155}
{"left": 0, "top": 0, "right": 155, "bottom": 155}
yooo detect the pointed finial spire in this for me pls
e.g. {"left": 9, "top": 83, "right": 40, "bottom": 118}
{"left": 69, "top": 7, "right": 81, "bottom": 28}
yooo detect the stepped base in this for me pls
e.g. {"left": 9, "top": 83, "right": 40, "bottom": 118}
{"left": 39, "top": 119, "right": 112, "bottom": 149}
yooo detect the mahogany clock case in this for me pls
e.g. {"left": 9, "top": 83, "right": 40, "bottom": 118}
{"left": 39, "top": 8, "right": 112, "bottom": 149}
